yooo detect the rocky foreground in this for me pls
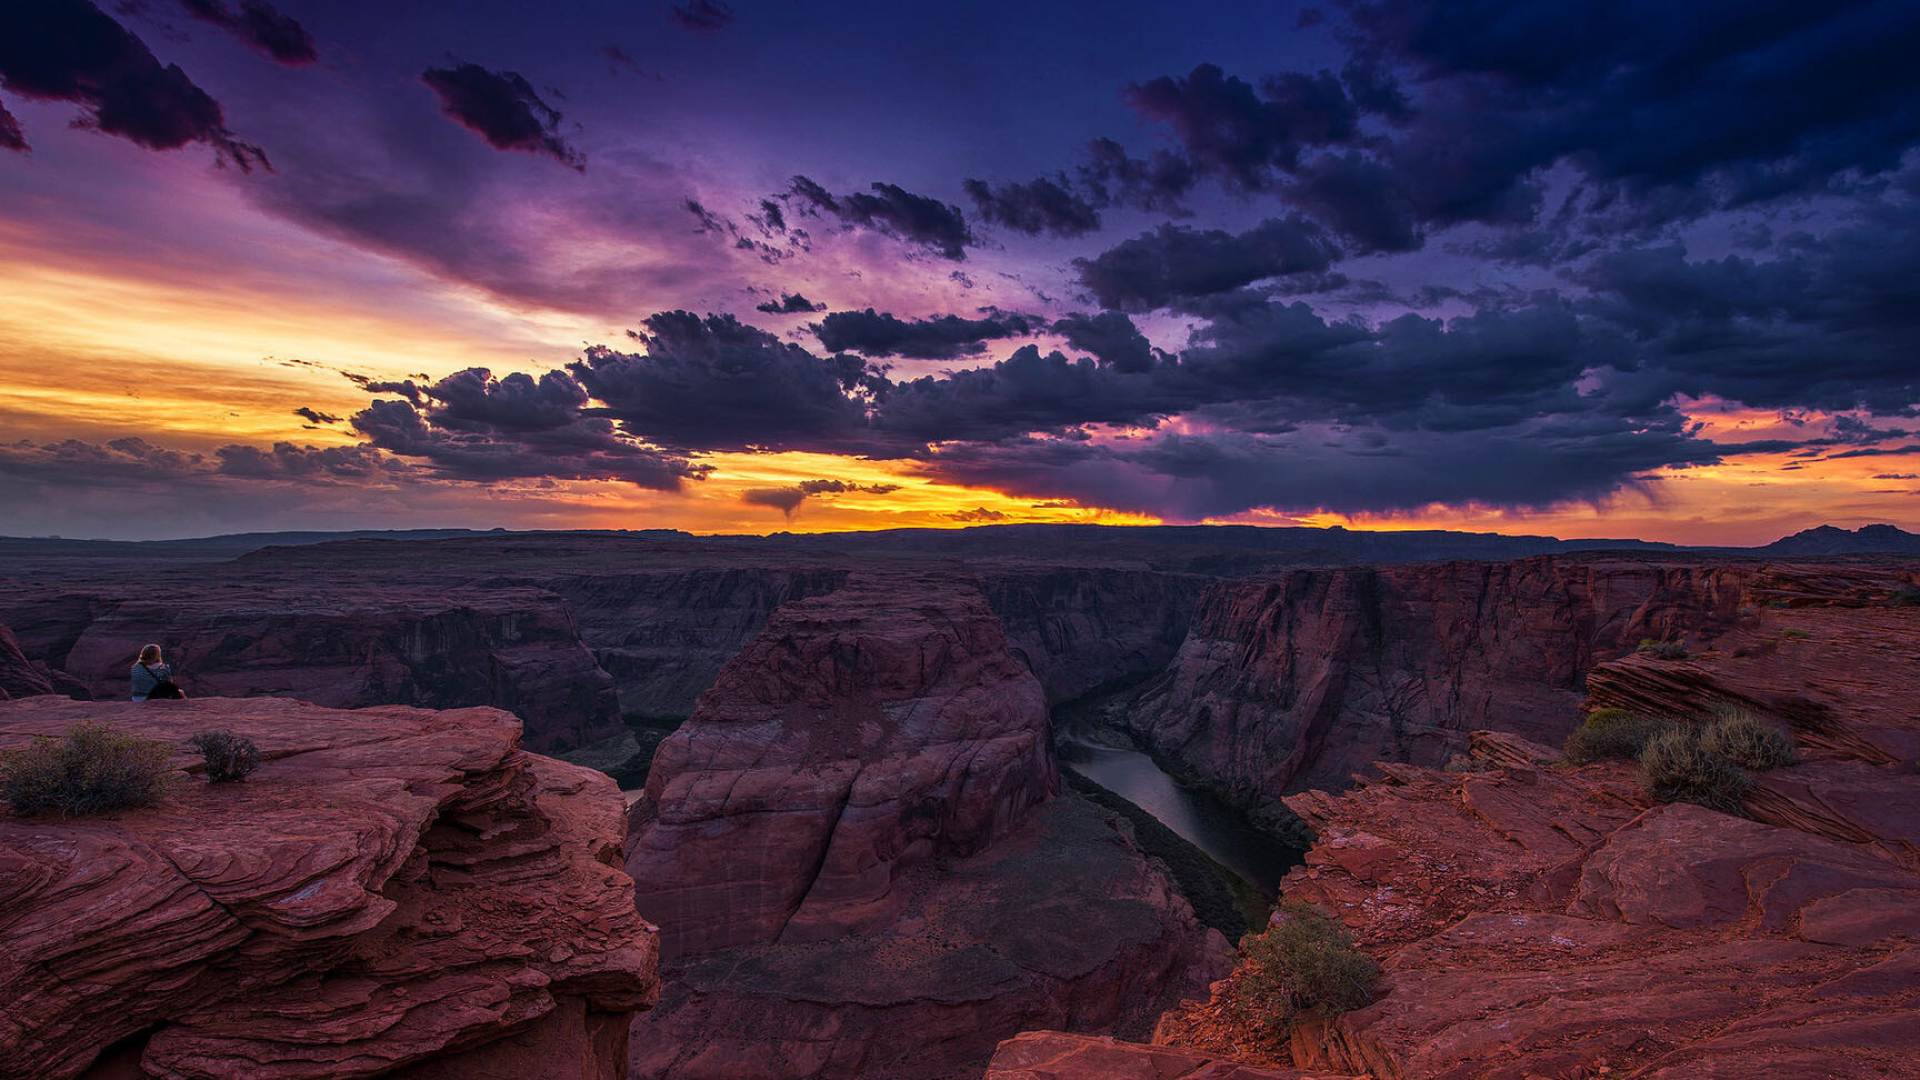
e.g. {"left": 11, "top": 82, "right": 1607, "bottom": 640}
{"left": 0, "top": 697, "right": 658, "bottom": 1080}
{"left": 625, "top": 574, "right": 1229, "bottom": 1080}
{"left": 1005, "top": 568, "right": 1920, "bottom": 1079}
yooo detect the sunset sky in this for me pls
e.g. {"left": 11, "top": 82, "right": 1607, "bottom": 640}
{"left": 2, "top": 0, "right": 1917, "bottom": 543}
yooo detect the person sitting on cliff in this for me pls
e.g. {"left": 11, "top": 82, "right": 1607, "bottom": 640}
{"left": 131, "top": 644, "right": 185, "bottom": 701}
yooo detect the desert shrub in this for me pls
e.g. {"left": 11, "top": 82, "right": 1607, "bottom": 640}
{"left": 0, "top": 720, "right": 173, "bottom": 816}
{"left": 1230, "top": 901, "right": 1381, "bottom": 1038}
{"left": 1889, "top": 586, "right": 1920, "bottom": 608}
{"left": 1639, "top": 729, "right": 1752, "bottom": 814}
{"left": 190, "top": 731, "right": 261, "bottom": 783}
{"left": 1563, "top": 709, "right": 1678, "bottom": 764}
{"left": 1699, "top": 709, "right": 1797, "bottom": 770}
{"left": 1636, "top": 639, "right": 1690, "bottom": 660}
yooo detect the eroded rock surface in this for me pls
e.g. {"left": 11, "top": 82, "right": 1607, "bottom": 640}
{"left": 0, "top": 618, "right": 52, "bottom": 699}
{"left": 627, "top": 574, "right": 1058, "bottom": 957}
{"left": 1121, "top": 556, "right": 1920, "bottom": 805}
{"left": 985, "top": 1031, "right": 1335, "bottom": 1080}
{"left": 1144, "top": 590, "right": 1920, "bottom": 1080}
{"left": 0, "top": 697, "right": 657, "bottom": 1080}
{"left": 625, "top": 573, "right": 1228, "bottom": 1080}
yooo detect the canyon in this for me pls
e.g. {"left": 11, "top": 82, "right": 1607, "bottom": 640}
{"left": 1, "top": 525, "right": 1917, "bottom": 1079}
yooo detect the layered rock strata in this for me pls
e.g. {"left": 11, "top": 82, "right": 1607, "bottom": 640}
{"left": 1132, "top": 588, "right": 1920, "bottom": 1079}
{"left": 625, "top": 574, "right": 1228, "bottom": 1080}
{"left": 0, "top": 586, "right": 617, "bottom": 752}
{"left": 0, "top": 696, "right": 658, "bottom": 1080}
{"left": 1119, "top": 556, "right": 1894, "bottom": 804}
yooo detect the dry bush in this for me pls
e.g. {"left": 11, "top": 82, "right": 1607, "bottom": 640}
{"left": 1563, "top": 709, "right": 1678, "bottom": 763}
{"left": 190, "top": 731, "right": 261, "bottom": 783}
{"left": 1640, "top": 728, "right": 1753, "bottom": 814}
{"left": 1699, "top": 709, "right": 1797, "bottom": 770}
{"left": 1, "top": 720, "right": 173, "bottom": 816}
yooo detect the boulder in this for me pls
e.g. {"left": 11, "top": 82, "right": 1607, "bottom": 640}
{"left": 0, "top": 696, "right": 657, "bottom": 1080}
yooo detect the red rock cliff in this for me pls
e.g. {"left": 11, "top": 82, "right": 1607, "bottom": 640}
{"left": 1125, "top": 555, "right": 1755, "bottom": 803}
{"left": 0, "top": 697, "right": 658, "bottom": 1080}
{"left": 627, "top": 573, "right": 1059, "bottom": 958}
{"left": 624, "top": 573, "right": 1229, "bottom": 1080}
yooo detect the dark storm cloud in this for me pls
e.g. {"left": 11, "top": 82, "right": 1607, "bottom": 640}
{"left": 755, "top": 292, "right": 826, "bottom": 314}
{"left": 1574, "top": 194, "right": 1920, "bottom": 413}
{"left": 213, "top": 442, "right": 401, "bottom": 480}
{"left": 0, "top": 101, "right": 24, "bottom": 152}
{"left": 668, "top": 0, "right": 734, "bottom": 32}
{"left": 293, "top": 407, "right": 340, "bottom": 425}
{"left": 350, "top": 397, "right": 707, "bottom": 489}
{"left": 1124, "top": 64, "right": 1362, "bottom": 190}
{"left": 1051, "top": 311, "right": 1156, "bottom": 373}
{"left": 814, "top": 309, "right": 1040, "bottom": 360}
{"left": 741, "top": 478, "right": 901, "bottom": 516}
{"left": 786, "top": 175, "right": 973, "bottom": 259}
{"left": 869, "top": 345, "right": 1168, "bottom": 444}
{"left": 1086, "top": 2, "right": 1920, "bottom": 249}
{"left": 1073, "top": 216, "right": 1342, "bottom": 311}
{"left": 419, "top": 368, "right": 589, "bottom": 432}
{"left": 571, "top": 311, "right": 871, "bottom": 451}
{"left": 177, "top": 0, "right": 318, "bottom": 66}
{"left": 963, "top": 174, "right": 1103, "bottom": 238}
{"left": 0, "top": 0, "right": 266, "bottom": 166}
{"left": 421, "top": 62, "right": 583, "bottom": 169}
{"left": 0, "top": 436, "right": 401, "bottom": 487}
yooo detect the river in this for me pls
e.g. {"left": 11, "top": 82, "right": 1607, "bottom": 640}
{"left": 1056, "top": 736, "right": 1302, "bottom": 898}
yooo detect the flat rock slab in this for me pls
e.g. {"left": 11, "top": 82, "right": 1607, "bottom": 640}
{"left": 985, "top": 1031, "right": 1348, "bottom": 1080}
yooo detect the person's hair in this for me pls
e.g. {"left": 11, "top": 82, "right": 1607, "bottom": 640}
{"left": 137, "top": 644, "right": 162, "bottom": 664}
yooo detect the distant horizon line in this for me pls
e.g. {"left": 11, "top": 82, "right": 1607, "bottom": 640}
{"left": 3, "top": 520, "right": 1912, "bottom": 550}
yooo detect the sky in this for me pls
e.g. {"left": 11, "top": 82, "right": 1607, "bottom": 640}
{"left": 1, "top": 0, "right": 1918, "bottom": 544}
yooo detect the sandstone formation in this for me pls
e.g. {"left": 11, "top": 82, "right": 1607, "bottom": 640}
{"left": 0, "top": 696, "right": 657, "bottom": 1080}
{"left": 633, "top": 798, "right": 1230, "bottom": 1080}
{"left": 1135, "top": 587, "right": 1920, "bottom": 1079}
{"left": 542, "top": 566, "right": 850, "bottom": 719}
{"left": 978, "top": 567, "right": 1208, "bottom": 703}
{"left": 627, "top": 574, "right": 1058, "bottom": 957}
{"left": 985, "top": 1032, "right": 1339, "bottom": 1080}
{"left": 0, "top": 584, "right": 618, "bottom": 752}
{"left": 1121, "top": 555, "right": 1815, "bottom": 805}
{"left": 0, "top": 618, "right": 52, "bottom": 699}
{"left": 625, "top": 573, "right": 1228, "bottom": 1080}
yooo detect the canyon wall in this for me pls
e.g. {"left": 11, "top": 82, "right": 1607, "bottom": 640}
{"left": 0, "top": 696, "right": 658, "bottom": 1080}
{"left": 1123, "top": 555, "right": 1756, "bottom": 805}
{"left": 5, "top": 586, "right": 621, "bottom": 752}
{"left": 0, "top": 618, "right": 52, "bottom": 699}
{"left": 624, "top": 573, "right": 1228, "bottom": 1080}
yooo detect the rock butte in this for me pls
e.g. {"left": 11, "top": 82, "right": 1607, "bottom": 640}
{"left": 0, "top": 696, "right": 658, "bottom": 1080}
{"left": 625, "top": 573, "right": 1231, "bottom": 1080}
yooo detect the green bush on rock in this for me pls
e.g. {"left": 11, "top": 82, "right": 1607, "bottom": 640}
{"left": 1563, "top": 709, "right": 1677, "bottom": 763}
{"left": 1, "top": 720, "right": 173, "bottom": 816}
{"left": 1230, "top": 900, "right": 1381, "bottom": 1039}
